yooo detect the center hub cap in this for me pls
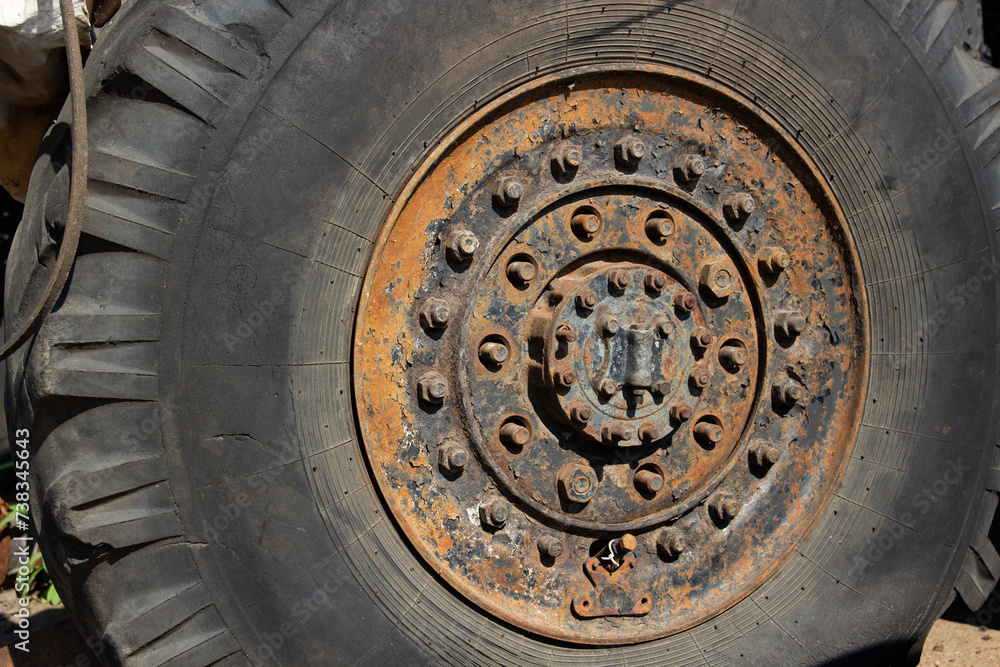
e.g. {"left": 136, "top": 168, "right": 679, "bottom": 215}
{"left": 354, "top": 66, "right": 867, "bottom": 644}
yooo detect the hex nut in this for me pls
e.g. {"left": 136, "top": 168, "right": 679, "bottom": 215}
{"left": 438, "top": 441, "right": 469, "bottom": 474}
{"left": 417, "top": 372, "right": 448, "bottom": 404}
{"left": 480, "top": 499, "right": 510, "bottom": 529}
{"left": 691, "top": 327, "right": 714, "bottom": 349}
{"left": 651, "top": 380, "right": 671, "bottom": 397}
{"left": 775, "top": 311, "right": 807, "bottom": 338}
{"left": 554, "top": 369, "right": 577, "bottom": 389}
{"left": 493, "top": 176, "right": 524, "bottom": 208}
{"left": 615, "top": 136, "right": 646, "bottom": 167}
{"left": 657, "top": 528, "right": 687, "bottom": 559}
{"left": 723, "top": 193, "right": 756, "bottom": 221}
{"left": 608, "top": 269, "right": 632, "bottom": 291}
{"left": 758, "top": 246, "right": 791, "bottom": 274}
{"left": 576, "top": 290, "right": 599, "bottom": 310}
{"left": 538, "top": 534, "right": 564, "bottom": 559}
{"left": 444, "top": 229, "right": 479, "bottom": 261}
{"left": 599, "top": 379, "right": 618, "bottom": 399}
{"left": 637, "top": 424, "right": 660, "bottom": 443}
{"left": 749, "top": 441, "right": 781, "bottom": 468}
{"left": 420, "top": 298, "right": 452, "bottom": 330}
{"left": 689, "top": 366, "right": 712, "bottom": 389}
{"left": 602, "top": 423, "right": 633, "bottom": 444}
{"left": 570, "top": 403, "right": 593, "bottom": 424}
{"left": 670, "top": 403, "right": 693, "bottom": 422}
{"left": 673, "top": 290, "right": 697, "bottom": 313}
{"left": 773, "top": 377, "right": 804, "bottom": 407}
{"left": 558, "top": 464, "right": 599, "bottom": 504}
{"left": 676, "top": 154, "right": 706, "bottom": 183}
{"left": 708, "top": 492, "right": 741, "bottom": 523}
{"left": 552, "top": 144, "right": 583, "bottom": 175}
{"left": 699, "top": 260, "right": 737, "bottom": 299}
{"left": 644, "top": 271, "right": 667, "bottom": 292}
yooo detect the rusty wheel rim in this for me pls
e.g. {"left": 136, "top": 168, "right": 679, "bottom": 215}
{"left": 354, "top": 65, "right": 868, "bottom": 645}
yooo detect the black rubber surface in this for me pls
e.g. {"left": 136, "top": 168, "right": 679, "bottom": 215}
{"left": 8, "top": 1, "right": 1000, "bottom": 665}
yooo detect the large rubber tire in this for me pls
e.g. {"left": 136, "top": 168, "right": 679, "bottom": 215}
{"left": 8, "top": 0, "right": 1000, "bottom": 664}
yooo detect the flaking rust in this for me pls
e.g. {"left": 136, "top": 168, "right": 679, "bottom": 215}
{"left": 353, "top": 65, "right": 867, "bottom": 644}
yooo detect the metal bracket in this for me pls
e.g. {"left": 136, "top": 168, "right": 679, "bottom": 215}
{"left": 570, "top": 555, "right": 653, "bottom": 618}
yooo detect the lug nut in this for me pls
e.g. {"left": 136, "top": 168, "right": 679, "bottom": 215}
{"left": 608, "top": 269, "right": 632, "bottom": 291}
{"left": 694, "top": 420, "right": 724, "bottom": 446}
{"left": 506, "top": 260, "right": 536, "bottom": 286}
{"left": 538, "top": 534, "right": 564, "bottom": 559}
{"left": 773, "top": 377, "right": 804, "bottom": 407}
{"left": 420, "top": 298, "right": 452, "bottom": 331}
{"left": 417, "top": 372, "right": 448, "bottom": 404}
{"left": 645, "top": 212, "right": 675, "bottom": 242}
{"left": 552, "top": 144, "right": 583, "bottom": 175}
{"left": 723, "top": 193, "right": 756, "bottom": 221}
{"left": 479, "top": 341, "right": 509, "bottom": 367}
{"left": 689, "top": 366, "right": 712, "bottom": 389}
{"left": 775, "top": 311, "right": 807, "bottom": 338}
{"left": 576, "top": 290, "right": 599, "bottom": 310}
{"left": 500, "top": 421, "right": 531, "bottom": 449}
{"left": 657, "top": 528, "right": 687, "bottom": 559}
{"left": 699, "top": 260, "right": 737, "bottom": 299}
{"left": 555, "top": 324, "right": 578, "bottom": 343}
{"left": 708, "top": 492, "right": 740, "bottom": 523}
{"left": 651, "top": 380, "right": 671, "bottom": 397}
{"left": 670, "top": 403, "right": 693, "bottom": 422}
{"left": 444, "top": 229, "right": 479, "bottom": 261}
{"left": 749, "top": 441, "right": 781, "bottom": 468}
{"left": 673, "top": 290, "right": 697, "bottom": 313}
{"left": 601, "top": 317, "right": 621, "bottom": 337}
{"left": 599, "top": 379, "right": 618, "bottom": 399}
{"left": 719, "top": 344, "right": 748, "bottom": 368}
{"left": 644, "top": 271, "right": 667, "bottom": 292}
{"left": 691, "top": 327, "right": 714, "bottom": 349}
{"left": 480, "top": 499, "right": 510, "bottom": 529}
{"left": 571, "top": 212, "right": 602, "bottom": 239}
{"left": 652, "top": 315, "right": 673, "bottom": 338}
{"left": 570, "top": 403, "right": 593, "bottom": 424}
{"left": 554, "top": 369, "right": 577, "bottom": 389}
{"left": 637, "top": 424, "right": 660, "bottom": 443}
{"left": 603, "top": 423, "right": 633, "bottom": 444}
{"left": 558, "top": 464, "right": 599, "bottom": 504}
{"left": 438, "top": 441, "right": 469, "bottom": 474}
{"left": 758, "top": 246, "right": 790, "bottom": 275}
{"left": 493, "top": 175, "right": 523, "bottom": 208}
{"left": 634, "top": 469, "right": 664, "bottom": 494}
{"left": 616, "top": 136, "right": 646, "bottom": 167}
{"left": 676, "top": 154, "right": 706, "bottom": 183}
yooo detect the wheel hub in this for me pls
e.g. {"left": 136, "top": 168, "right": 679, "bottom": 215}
{"left": 354, "top": 66, "right": 867, "bottom": 644}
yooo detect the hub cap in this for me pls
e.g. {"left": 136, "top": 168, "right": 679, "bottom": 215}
{"left": 354, "top": 67, "right": 867, "bottom": 644}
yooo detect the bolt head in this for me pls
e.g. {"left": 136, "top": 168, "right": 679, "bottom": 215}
{"left": 599, "top": 379, "right": 618, "bottom": 398}
{"left": 418, "top": 372, "right": 448, "bottom": 404}
{"left": 602, "top": 318, "right": 621, "bottom": 337}
{"left": 694, "top": 421, "right": 724, "bottom": 446}
{"left": 480, "top": 499, "right": 509, "bottom": 529}
{"left": 555, "top": 324, "right": 578, "bottom": 343}
{"left": 500, "top": 421, "right": 531, "bottom": 448}
{"left": 538, "top": 535, "right": 564, "bottom": 559}
{"left": 570, "top": 404, "right": 593, "bottom": 424}
{"left": 420, "top": 298, "right": 452, "bottom": 330}
{"left": 608, "top": 270, "right": 632, "bottom": 291}
{"left": 645, "top": 213, "right": 675, "bottom": 242}
{"left": 602, "top": 423, "right": 633, "bottom": 444}
{"left": 445, "top": 229, "right": 479, "bottom": 261}
{"left": 558, "top": 464, "right": 599, "bottom": 504}
{"left": 616, "top": 136, "right": 646, "bottom": 167}
{"left": 572, "top": 213, "right": 601, "bottom": 239}
{"left": 709, "top": 492, "right": 740, "bottom": 523}
{"left": 576, "top": 290, "right": 599, "bottom": 310}
{"left": 644, "top": 271, "right": 667, "bottom": 292}
{"left": 506, "top": 260, "right": 536, "bottom": 286}
{"left": 673, "top": 291, "right": 697, "bottom": 313}
{"left": 637, "top": 424, "right": 660, "bottom": 443}
{"left": 690, "top": 368, "right": 712, "bottom": 389}
{"left": 759, "top": 247, "right": 790, "bottom": 274}
{"left": 651, "top": 380, "right": 671, "bottom": 397}
{"left": 720, "top": 344, "right": 748, "bottom": 368}
{"left": 691, "top": 327, "right": 714, "bottom": 348}
{"left": 750, "top": 441, "right": 781, "bottom": 468}
{"left": 776, "top": 311, "right": 807, "bottom": 337}
{"left": 657, "top": 529, "right": 687, "bottom": 558}
{"left": 670, "top": 403, "right": 693, "bottom": 422}
{"left": 723, "top": 193, "right": 756, "bottom": 221}
{"left": 438, "top": 441, "right": 469, "bottom": 474}
{"left": 677, "top": 154, "right": 706, "bottom": 183}
{"left": 479, "top": 341, "right": 509, "bottom": 367}
{"left": 699, "top": 260, "right": 738, "bottom": 299}
{"left": 554, "top": 369, "right": 577, "bottom": 388}
{"left": 493, "top": 176, "right": 523, "bottom": 208}
{"left": 635, "top": 469, "right": 664, "bottom": 494}
{"left": 774, "top": 378, "right": 804, "bottom": 407}
{"left": 552, "top": 145, "right": 583, "bottom": 175}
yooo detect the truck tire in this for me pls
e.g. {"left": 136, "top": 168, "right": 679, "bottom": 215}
{"left": 8, "top": 1, "right": 1000, "bottom": 664}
